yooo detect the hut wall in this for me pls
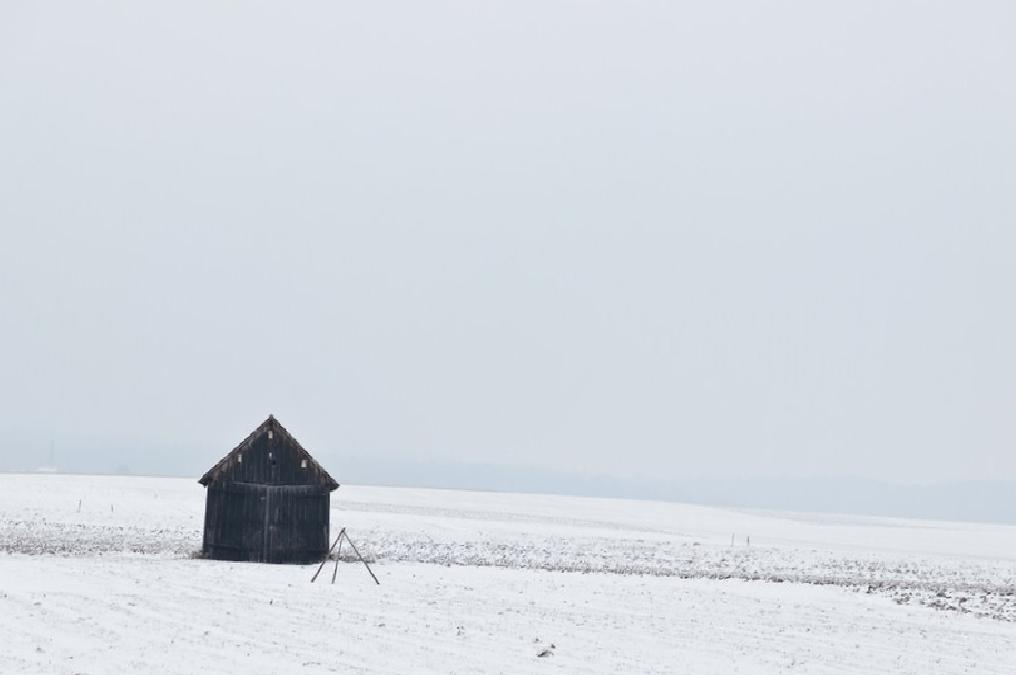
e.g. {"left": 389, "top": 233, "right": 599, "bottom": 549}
{"left": 203, "top": 482, "right": 330, "bottom": 564}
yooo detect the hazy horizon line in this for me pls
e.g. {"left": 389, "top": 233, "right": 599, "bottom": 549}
{"left": 4, "top": 460, "right": 1016, "bottom": 526}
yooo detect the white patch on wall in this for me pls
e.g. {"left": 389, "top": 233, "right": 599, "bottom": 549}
{"left": 301, "top": 459, "right": 308, "bottom": 468}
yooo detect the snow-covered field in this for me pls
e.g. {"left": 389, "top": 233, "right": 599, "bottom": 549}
{"left": 2, "top": 474, "right": 1015, "bottom": 674}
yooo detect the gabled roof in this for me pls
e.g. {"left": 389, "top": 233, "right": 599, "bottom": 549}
{"left": 198, "top": 415, "right": 339, "bottom": 490}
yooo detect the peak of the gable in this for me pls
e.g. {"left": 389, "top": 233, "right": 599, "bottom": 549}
{"left": 199, "top": 415, "right": 339, "bottom": 491}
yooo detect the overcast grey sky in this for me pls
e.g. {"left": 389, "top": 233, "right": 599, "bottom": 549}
{"left": 1, "top": 1, "right": 1013, "bottom": 484}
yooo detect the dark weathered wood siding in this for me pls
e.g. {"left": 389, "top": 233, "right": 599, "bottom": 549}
{"left": 203, "top": 483, "right": 330, "bottom": 564}
{"left": 204, "top": 425, "right": 330, "bottom": 487}
{"left": 200, "top": 417, "right": 337, "bottom": 564}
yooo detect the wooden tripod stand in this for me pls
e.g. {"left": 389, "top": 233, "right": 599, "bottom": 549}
{"left": 310, "top": 527, "right": 380, "bottom": 585}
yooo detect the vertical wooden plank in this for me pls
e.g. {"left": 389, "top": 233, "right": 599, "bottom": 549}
{"left": 262, "top": 484, "right": 272, "bottom": 563}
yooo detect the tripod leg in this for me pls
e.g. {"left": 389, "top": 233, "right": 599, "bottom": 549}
{"left": 342, "top": 530, "right": 380, "bottom": 586}
{"left": 311, "top": 530, "right": 343, "bottom": 582}
{"left": 331, "top": 535, "right": 343, "bottom": 584}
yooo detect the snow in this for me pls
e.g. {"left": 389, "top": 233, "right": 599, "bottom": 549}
{"left": 2, "top": 473, "right": 1016, "bottom": 674}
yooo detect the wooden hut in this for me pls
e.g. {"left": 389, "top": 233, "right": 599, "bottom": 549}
{"left": 199, "top": 415, "right": 339, "bottom": 564}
